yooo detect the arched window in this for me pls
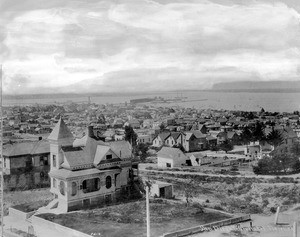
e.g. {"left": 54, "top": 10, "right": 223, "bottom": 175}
{"left": 71, "top": 182, "right": 77, "bottom": 196}
{"left": 59, "top": 181, "right": 65, "bottom": 196}
{"left": 82, "top": 178, "right": 100, "bottom": 193}
{"left": 106, "top": 176, "right": 112, "bottom": 189}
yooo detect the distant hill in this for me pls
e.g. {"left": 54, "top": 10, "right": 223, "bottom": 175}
{"left": 212, "top": 81, "right": 300, "bottom": 92}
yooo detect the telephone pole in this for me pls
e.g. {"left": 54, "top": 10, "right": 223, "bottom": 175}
{"left": 0, "top": 64, "right": 4, "bottom": 237}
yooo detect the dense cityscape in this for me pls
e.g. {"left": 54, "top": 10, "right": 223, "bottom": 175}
{"left": 2, "top": 98, "right": 300, "bottom": 236}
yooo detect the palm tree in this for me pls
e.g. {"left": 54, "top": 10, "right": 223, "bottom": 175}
{"left": 266, "top": 128, "right": 283, "bottom": 147}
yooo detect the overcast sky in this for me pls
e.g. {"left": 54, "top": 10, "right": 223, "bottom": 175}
{"left": 1, "top": 0, "right": 300, "bottom": 94}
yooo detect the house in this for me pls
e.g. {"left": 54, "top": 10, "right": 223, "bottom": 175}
{"left": 206, "top": 135, "right": 217, "bottom": 148}
{"left": 3, "top": 139, "right": 50, "bottom": 189}
{"left": 152, "top": 132, "right": 170, "bottom": 147}
{"left": 165, "top": 132, "right": 182, "bottom": 147}
{"left": 227, "top": 131, "right": 239, "bottom": 144}
{"left": 157, "top": 147, "right": 188, "bottom": 168}
{"left": 186, "top": 153, "right": 211, "bottom": 166}
{"left": 182, "top": 131, "right": 207, "bottom": 152}
{"left": 46, "top": 118, "right": 134, "bottom": 212}
{"left": 198, "top": 124, "right": 208, "bottom": 134}
{"left": 137, "top": 134, "right": 152, "bottom": 144}
{"left": 124, "top": 119, "right": 141, "bottom": 129}
{"left": 245, "top": 143, "right": 262, "bottom": 159}
{"left": 216, "top": 131, "right": 227, "bottom": 144}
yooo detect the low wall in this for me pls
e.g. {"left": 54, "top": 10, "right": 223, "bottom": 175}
{"left": 163, "top": 214, "right": 251, "bottom": 237}
{"left": 31, "top": 215, "right": 92, "bottom": 237}
{"left": 9, "top": 207, "right": 36, "bottom": 221}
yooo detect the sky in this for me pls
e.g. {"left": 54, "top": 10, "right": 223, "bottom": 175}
{"left": 1, "top": 0, "right": 300, "bottom": 94}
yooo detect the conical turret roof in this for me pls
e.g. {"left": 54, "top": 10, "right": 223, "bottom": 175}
{"left": 48, "top": 118, "right": 74, "bottom": 141}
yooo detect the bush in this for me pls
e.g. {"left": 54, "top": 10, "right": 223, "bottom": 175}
{"left": 248, "top": 204, "right": 263, "bottom": 214}
{"left": 270, "top": 207, "right": 277, "bottom": 213}
{"left": 205, "top": 199, "right": 210, "bottom": 203}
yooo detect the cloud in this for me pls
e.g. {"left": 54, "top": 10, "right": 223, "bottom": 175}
{"left": 1, "top": 0, "right": 300, "bottom": 94}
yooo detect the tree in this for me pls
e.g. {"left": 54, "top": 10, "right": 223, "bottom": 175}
{"left": 125, "top": 125, "right": 137, "bottom": 146}
{"left": 135, "top": 143, "right": 150, "bottom": 161}
{"left": 180, "top": 180, "right": 196, "bottom": 207}
{"left": 159, "top": 123, "right": 166, "bottom": 132}
{"left": 272, "top": 153, "right": 298, "bottom": 174}
{"left": 253, "top": 152, "right": 299, "bottom": 175}
{"left": 291, "top": 142, "right": 300, "bottom": 157}
{"left": 240, "top": 127, "right": 253, "bottom": 144}
{"left": 266, "top": 128, "right": 283, "bottom": 147}
{"left": 251, "top": 121, "right": 266, "bottom": 142}
{"left": 218, "top": 141, "right": 233, "bottom": 153}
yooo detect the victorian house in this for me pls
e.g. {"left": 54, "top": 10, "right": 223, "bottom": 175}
{"left": 44, "top": 118, "right": 134, "bottom": 213}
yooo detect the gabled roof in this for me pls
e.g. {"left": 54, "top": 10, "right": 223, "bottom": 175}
{"left": 93, "top": 145, "right": 119, "bottom": 165}
{"left": 206, "top": 135, "right": 217, "bottom": 141}
{"left": 3, "top": 140, "right": 50, "bottom": 157}
{"left": 154, "top": 132, "right": 171, "bottom": 141}
{"left": 157, "top": 147, "right": 187, "bottom": 160}
{"left": 48, "top": 118, "right": 74, "bottom": 141}
{"left": 61, "top": 147, "right": 93, "bottom": 170}
{"left": 31, "top": 140, "right": 50, "bottom": 154}
{"left": 107, "top": 140, "right": 132, "bottom": 159}
{"left": 190, "top": 130, "right": 206, "bottom": 139}
{"left": 184, "top": 132, "right": 195, "bottom": 141}
{"left": 171, "top": 132, "right": 181, "bottom": 140}
{"left": 227, "top": 131, "right": 237, "bottom": 139}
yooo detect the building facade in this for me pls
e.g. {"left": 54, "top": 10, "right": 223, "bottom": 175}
{"left": 47, "top": 118, "right": 134, "bottom": 212}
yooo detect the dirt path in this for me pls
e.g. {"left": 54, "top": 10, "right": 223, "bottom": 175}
{"left": 139, "top": 163, "right": 300, "bottom": 180}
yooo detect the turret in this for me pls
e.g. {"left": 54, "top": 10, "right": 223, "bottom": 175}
{"left": 48, "top": 118, "right": 74, "bottom": 170}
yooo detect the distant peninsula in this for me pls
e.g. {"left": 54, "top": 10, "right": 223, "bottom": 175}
{"left": 212, "top": 80, "right": 300, "bottom": 92}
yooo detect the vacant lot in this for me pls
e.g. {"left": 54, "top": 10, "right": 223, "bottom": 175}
{"left": 4, "top": 188, "right": 53, "bottom": 215}
{"left": 38, "top": 199, "right": 232, "bottom": 237}
{"left": 142, "top": 171, "right": 300, "bottom": 215}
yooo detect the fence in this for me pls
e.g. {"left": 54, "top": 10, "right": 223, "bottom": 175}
{"left": 163, "top": 214, "right": 251, "bottom": 237}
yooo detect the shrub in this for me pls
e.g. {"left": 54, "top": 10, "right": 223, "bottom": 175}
{"left": 270, "top": 207, "right": 277, "bottom": 213}
{"left": 248, "top": 204, "right": 263, "bottom": 214}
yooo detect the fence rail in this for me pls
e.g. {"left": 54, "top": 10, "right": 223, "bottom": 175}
{"left": 162, "top": 214, "right": 251, "bottom": 237}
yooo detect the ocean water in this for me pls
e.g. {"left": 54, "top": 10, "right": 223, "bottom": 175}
{"left": 3, "top": 91, "right": 300, "bottom": 113}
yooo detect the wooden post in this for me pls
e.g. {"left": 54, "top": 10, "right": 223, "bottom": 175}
{"left": 293, "top": 222, "right": 297, "bottom": 237}
{"left": 146, "top": 186, "right": 150, "bottom": 237}
{"left": 274, "top": 206, "right": 281, "bottom": 225}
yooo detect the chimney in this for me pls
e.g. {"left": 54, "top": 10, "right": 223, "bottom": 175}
{"left": 88, "top": 125, "right": 95, "bottom": 138}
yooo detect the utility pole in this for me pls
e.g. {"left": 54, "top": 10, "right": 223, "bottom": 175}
{"left": 145, "top": 181, "right": 151, "bottom": 237}
{"left": 0, "top": 64, "right": 4, "bottom": 237}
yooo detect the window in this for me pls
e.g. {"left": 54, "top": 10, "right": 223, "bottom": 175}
{"left": 59, "top": 181, "right": 65, "bottom": 196}
{"left": 166, "top": 163, "right": 171, "bottom": 168}
{"left": 53, "top": 178, "right": 57, "bottom": 188}
{"left": 53, "top": 155, "right": 56, "bottom": 167}
{"left": 44, "top": 157, "right": 49, "bottom": 166}
{"left": 106, "top": 154, "right": 112, "bottom": 160}
{"left": 39, "top": 157, "right": 49, "bottom": 166}
{"left": 106, "top": 176, "right": 112, "bottom": 189}
{"left": 82, "top": 178, "right": 100, "bottom": 193}
{"left": 71, "top": 182, "right": 77, "bottom": 196}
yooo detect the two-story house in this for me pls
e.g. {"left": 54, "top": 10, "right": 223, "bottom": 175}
{"left": 45, "top": 118, "right": 134, "bottom": 213}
